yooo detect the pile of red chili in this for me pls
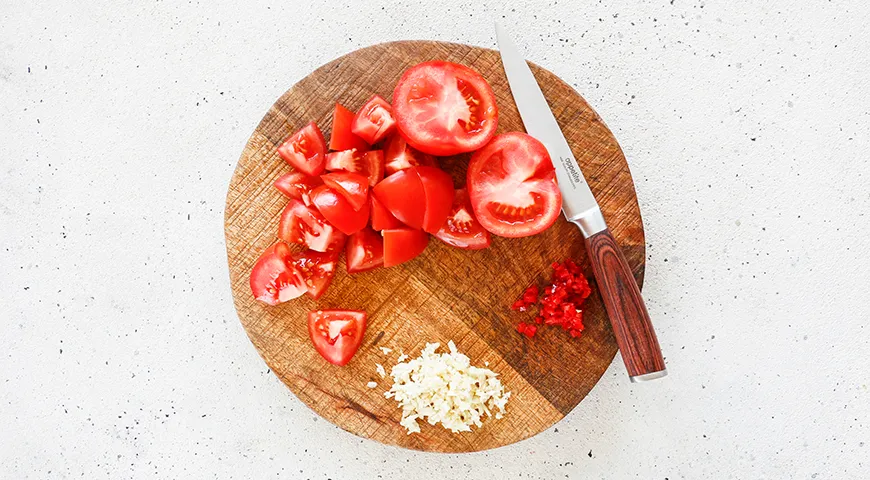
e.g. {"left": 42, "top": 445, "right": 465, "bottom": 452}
{"left": 511, "top": 259, "right": 592, "bottom": 338}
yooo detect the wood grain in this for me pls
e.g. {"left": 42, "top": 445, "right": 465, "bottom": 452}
{"left": 224, "top": 41, "right": 646, "bottom": 452}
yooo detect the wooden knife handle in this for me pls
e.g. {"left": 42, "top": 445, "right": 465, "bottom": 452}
{"left": 584, "top": 228, "right": 666, "bottom": 381}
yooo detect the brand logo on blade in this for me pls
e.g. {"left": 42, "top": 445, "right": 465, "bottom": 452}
{"left": 560, "top": 156, "right": 583, "bottom": 188}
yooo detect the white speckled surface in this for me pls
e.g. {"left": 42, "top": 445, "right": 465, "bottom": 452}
{"left": 2, "top": 0, "right": 869, "bottom": 478}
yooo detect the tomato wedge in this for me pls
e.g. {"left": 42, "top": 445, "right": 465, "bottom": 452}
{"left": 434, "top": 188, "right": 491, "bottom": 249}
{"left": 384, "top": 134, "right": 437, "bottom": 176}
{"left": 278, "top": 199, "right": 345, "bottom": 252}
{"left": 273, "top": 172, "right": 322, "bottom": 205}
{"left": 351, "top": 94, "right": 396, "bottom": 145}
{"left": 382, "top": 228, "right": 429, "bottom": 267}
{"left": 467, "top": 132, "right": 562, "bottom": 238}
{"left": 308, "top": 310, "right": 367, "bottom": 366}
{"left": 370, "top": 195, "right": 404, "bottom": 231}
{"left": 392, "top": 61, "right": 498, "bottom": 156}
{"left": 277, "top": 121, "right": 327, "bottom": 176}
{"left": 413, "top": 166, "right": 454, "bottom": 234}
{"left": 309, "top": 185, "right": 370, "bottom": 235}
{"left": 320, "top": 171, "right": 369, "bottom": 211}
{"left": 346, "top": 227, "right": 384, "bottom": 273}
{"left": 372, "top": 169, "right": 426, "bottom": 229}
{"left": 329, "top": 103, "right": 369, "bottom": 152}
{"left": 325, "top": 148, "right": 384, "bottom": 187}
{"left": 293, "top": 249, "right": 341, "bottom": 300}
{"left": 250, "top": 242, "right": 306, "bottom": 305}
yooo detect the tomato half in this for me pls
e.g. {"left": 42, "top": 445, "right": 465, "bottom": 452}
{"left": 384, "top": 134, "right": 437, "bottom": 176}
{"left": 329, "top": 103, "right": 369, "bottom": 152}
{"left": 273, "top": 172, "right": 322, "bottom": 205}
{"left": 370, "top": 195, "right": 404, "bottom": 231}
{"left": 372, "top": 169, "right": 426, "bottom": 229}
{"left": 310, "top": 185, "right": 370, "bottom": 235}
{"left": 413, "top": 166, "right": 454, "bottom": 234}
{"left": 320, "top": 171, "right": 369, "bottom": 211}
{"left": 434, "top": 188, "right": 491, "bottom": 249}
{"left": 351, "top": 94, "right": 396, "bottom": 145}
{"left": 467, "top": 132, "right": 562, "bottom": 238}
{"left": 293, "top": 249, "right": 341, "bottom": 300}
{"left": 308, "top": 310, "right": 367, "bottom": 366}
{"left": 392, "top": 61, "right": 498, "bottom": 156}
{"left": 382, "top": 228, "right": 429, "bottom": 267}
{"left": 250, "top": 242, "right": 306, "bottom": 305}
{"left": 325, "top": 148, "right": 384, "bottom": 187}
{"left": 278, "top": 199, "right": 345, "bottom": 252}
{"left": 277, "top": 121, "right": 327, "bottom": 176}
{"left": 346, "top": 227, "right": 384, "bottom": 273}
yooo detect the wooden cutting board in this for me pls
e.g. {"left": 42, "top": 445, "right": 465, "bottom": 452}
{"left": 225, "top": 41, "right": 645, "bottom": 453}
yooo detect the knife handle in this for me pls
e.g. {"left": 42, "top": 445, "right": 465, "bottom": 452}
{"left": 583, "top": 227, "right": 667, "bottom": 382}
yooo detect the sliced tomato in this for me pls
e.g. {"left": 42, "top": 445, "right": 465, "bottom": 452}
{"left": 277, "top": 121, "right": 327, "bottom": 176}
{"left": 308, "top": 310, "right": 367, "bottom": 366}
{"left": 329, "top": 103, "right": 369, "bottom": 151}
{"left": 384, "top": 134, "right": 437, "bottom": 175}
{"left": 325, "top": 148, "right": 384, "bottom": 187}
{"left": 278, "top": 199, "right": 345, "bottom": 252}
{"left": 382, "top": 228, "right": 429, "bottom": 267}
{"left": 293, "top": 249, "right": 341, "bottom": 300}
{"left": 372, "top": 169, "right": 426, "bottom": 229}
{"left": 434, "top": 188, "right": 491, "bottom": 249}
{"left": 413, "top": 166, "right": 454, "bottom": 234}
{"left": 273, "top": 172, "right": 322, "bottom": 205}
{"left": 467, "top": 132, "right": 562, "bottom": 238}
{"left": 250, "top": 242, "right": 306, "bottom": 305}
{"left": 351, "top": 94, "right": 396, "bottom": 145}
{"left": 392, "top": 61, "right": 498, "bottom": 156}
{"left": 346, "top": 227, "right": 384, "bottom": 273}
{"left": 310, "top": 185, "right": 370, "bottom": 235}
{"left": 370, "top": 195, "right": 404, "bottom": 231}
{"left": 320, "top": 171, "right": 369, "bottom": 211}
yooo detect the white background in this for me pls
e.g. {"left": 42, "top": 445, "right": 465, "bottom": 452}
{"left": 2, "top": 0, "right": 869, "bottom": 478}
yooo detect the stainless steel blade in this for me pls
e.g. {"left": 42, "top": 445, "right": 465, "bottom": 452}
{"left": 495, "top": 23, "right": 606, "bottom": 237}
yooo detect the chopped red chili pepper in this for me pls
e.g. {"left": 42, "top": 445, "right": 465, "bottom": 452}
{"left": 511, "top": 259, "right": 592, "bottom": 339}
{"left": 516, "top": 322, "right": 537, "bottom": 337}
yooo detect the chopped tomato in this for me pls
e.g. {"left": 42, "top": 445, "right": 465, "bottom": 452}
{"left": 293, "top": 249, "right": 341, "bottom": 300}
{"left": 325, "top": 148, "right": 384, "bottom": 187}
{"left": 308, "top": 310, "right": 367, "bottom": 366}
{"left": 413, "top": 166, "right": 454, "bottom": 234}
{"left": 277, "top": 121, "right": 327, "bottom": 176}
{"left": 250, "top": 242, "right": 306, "bottom": 305}
{"left": 434, "top": 188, "right": 491, "bottom": 249}
{"left": 273, "top": 172, "right": 322, "bottom": 205}
{"left": 467, "top": 132, "right": 562, "bottom": 238}
{"left": 278, "top": 199, "right": 345, "bottom": 252}
{"left": 329, "top": 103, "right": 369, "bottom": 151}
{"left": 320, "top": 171, "right": 369, "bottom": 211}
{"left": 346, "top": 227, "right": 384, "bottom": 273}
{"left": 384, "top": 134, "right": 437, "bottom": 176}
{"left": 370, "top": 195, "right": 404, "bottom": 231}
{"left": 310, "top": 185, "right": 370, "bottom": 235}
{"left": 351, "top": 94, "right": 396, "bottom": 145}
{"left": 392, "top": 61, "right": 498, "bottom": 156}
{"left": 372, "top": 169, "right": 426, "bottom": 229}
{"left": 382, "top": 228, "right": 429, "bottom": 267}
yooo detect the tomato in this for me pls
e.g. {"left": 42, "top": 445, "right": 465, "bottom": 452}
{"left": 413, "top": 166, "right": 454, "bottom": 234}
{"left": 392, "top": 61, "right": 498, "bottom": 156}
{"left": 325, "top": 148, "right": 384, "bottom": 187}
{"left": 277, "top": 121, "right": 327, "bottom": 176}
{"left": 351, "top": 94, "right": 396, "bottom": 145}
{"left": 293, "top": 249, "right": 341, "bottom": 300}
{"left": 320, "top": 171, "right": 369, "bottom": 211}
{"left": 466, "top": 132, "right": 562, "bottom": 238}
{"left": 370, "top": 195, "right": 404, "bottom": 231}
{"left": 307, "top": 310, "right": 367, "bottom": 366}
{"left": 434, "top": 188, "right": 491, "bottom": 249}
{"left": 383, "top": 134, "right": 437, "bottom": 176}
{"left": 250, "top": 242, "right": 306, "bottom": 305}
{"left": 372, "top": 169, "right": 426, "bottom": 229}
{"left": 309, "top": 185, "right": 370, "bottom": 235}
{"left": 346, "top": 227, "right": 384, "bottom": 273}
{"left": 273, "top": 172, "right": 322, "bottom": 205}
{"left": 278, "top": 199, "right": 345, "bottom": 252}
{"left": 382, "top": 228, "right": 429, "bottom": 267}
{"left": 329, "top": 103, "right": 369, "bottom": 152}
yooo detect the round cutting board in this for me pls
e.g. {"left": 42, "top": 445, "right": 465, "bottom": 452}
{"left": 225, "top": 41, "right": 645, "bottom": 452}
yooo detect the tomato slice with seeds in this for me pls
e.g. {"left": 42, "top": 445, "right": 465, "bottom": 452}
{"left": 412, "top": 166, "right": 455, "bottom": 234}
{"left": 372, "top": 169, "right": 426, "bottom": 229}
{"left": 250, "top": 242, "right": 306, "bottom": 305}
{"left": 278, "top": 199, "right": 345, "bottom": 252}
{"left": 383, "top": 134, "right": 437, "bottom": 176}
{"left": 434, "top": 188, "right": 491, "bottom": 249}
{"left": 293, "top": 248, "right": 341, "bottom": 300}
{"left": 382, "top": 228, "right": 429, "bottom": 267}
{"left": 273, "top": 172, "right": 322, "bottom": 205}
{"left": 325, "top": 148, "right": 384, "bottom": 187}
{"left": 309, "top": 185, "right": 370, "bottom": 235}
{"left": 467, "top": 132, "right": 562, "bottom": 238}
{"left": 329, "top": 103, "right": 369, "bottom": 152}
{"left": 370, "top": 195, "right": 404, "bottom": 231}
{"left": 277, "top": 121, "right": 327, "bottom": 176}
{"left": 320, "top": 171, "right": 369, "bottom": 211}
{"left": 392, "top": 61, "right": 498, "bottom": 156}
{"left": 308, "top": 310, "right": 367, "bottom": 366}
{"left": 346, "top": 227, "right": 384, "bottom": 273}
{"left": 351, "top": 94, "right": 396, "bottom": 145}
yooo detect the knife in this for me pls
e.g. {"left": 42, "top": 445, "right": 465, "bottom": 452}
{"left": 495, "top": 24, "right": 667, "bottom": 382}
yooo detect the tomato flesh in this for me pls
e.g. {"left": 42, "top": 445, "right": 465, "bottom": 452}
{"left": 467, "top": 132, "right": 562, "bottom": 238}
{"left": 250, "top": 242, "right": 306, "bottom": 305}
{"left": 370, "top": 195, "right": 404, "bottom": 231}
{"left": 351, "top": 94, "right": 396, "bottom": 145}
{"left": 372, "top": 169, "right": 426, "bottom": 229}
{"left": 277, "top": 121, "right": 327, "bottom": 176}
{"left": 382, "top": 228, "right": 429, "bottom": 267}
{"left": 434, "top": 188, "right": 491, "bottom": 249}
{"left": 320, "top": 171, "right": 369, "bottom": 211}
{"left": 310, "top": 185, "right": 370, "bottom": 235}
{"left": 293, "top": 248, "right": 341, "bottom": 300}
{"left": 346, "top": 227, "right": 384, "bottom": 273}
{"left": 278, "top": 199, "right": 345, "bottom": 252}
{"left": 325, "top": 148, "right": 384, "bottom": 187}
{"left": 274, "top": 172, "right": 322, "bottom": 205}
{"left": 307, "top": 310, "right": 367, "bottom": 366}
{"left": 384, "top": 134, "right": 437, "bottom": 176}
{"left": 412, "top": 166, "right": 454, "bottom": 234}
{"left": 329, "top": 103, "right": 369, "bottom": 152}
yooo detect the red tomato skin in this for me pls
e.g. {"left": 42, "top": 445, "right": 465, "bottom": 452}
{"left": 372, "top": 169, "right": 426, "bottom": 229}
{"left": 383, "top": 134, "right": 437, "bottom": 175}
{"left": 310, "top": 185, "right": 370, "bottom": 235}
{"left": 249, "top": 242, "right": 306, "bottom": 305}
{"left": 370, "top": 195, "right": 404, "bottom": 231}
{"left": 351, "top": 95, "right": 396, "bottom": 145}
{"left": 346, "top": 227, "right": 385, "bottom": 273}
{"left": 293, "top": 248, "right": 341, "bottom": 300}
{"left": 329, "top": 103, "right": 369, "bottom": 151}
{"left": 382, "top": 228, "right": 429, "bottom": 267}
{"left": 273, "top": 172, "right": 322, "bottom": 205}
{"left": 320, "top": 171, "right": 369, "bottom": 211}
{"left": 278, "top": 199, "right": 344, "bottom": 252}
{"left": 277, "top": 121, "right": 327, "bottom": 176}
{"left": 412, "top": 166, "right": 455, "bottom": 234}
{"left": 434, "top": 188, "right": 491, "bottom": 249}
{"left": 307, "top": 310, "right": 367, "bottom": 366}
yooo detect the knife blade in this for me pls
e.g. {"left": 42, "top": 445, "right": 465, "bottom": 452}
{"left": 495, "top": 23, "right": 667, "bottom": 382}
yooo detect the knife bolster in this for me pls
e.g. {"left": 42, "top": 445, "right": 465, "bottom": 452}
{"left": 571, "top": 206, "right": 608, "bottom": 238}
